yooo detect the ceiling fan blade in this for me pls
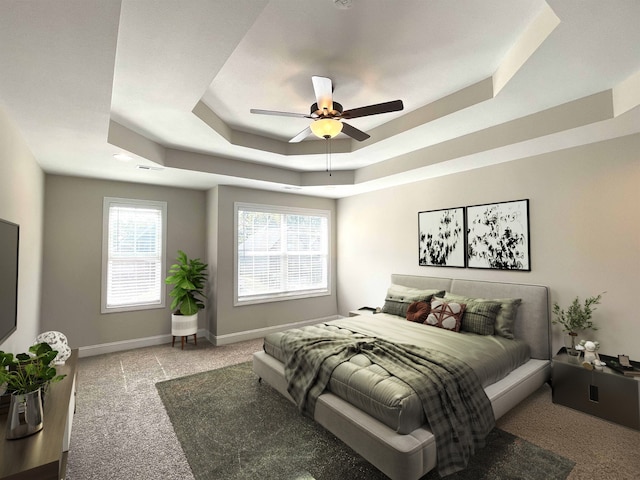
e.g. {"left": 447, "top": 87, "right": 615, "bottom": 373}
{"left": 311, "top": 76, "right": 333, "bottom": 112}
{"left": 289, "top": 126, "right": 313, "bottom": 143}
{"left": 341, "top": 99, "right": 404, "bottom": 119}
{"left": 340, "top": 122, "right": 370, "bottom": 142}
{"left": 250, "top": 108, "right": 312, "bottom": 119}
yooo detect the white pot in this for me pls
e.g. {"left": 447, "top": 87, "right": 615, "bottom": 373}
{"left": 171, "top": 313, "right": 198, "bottom": 337}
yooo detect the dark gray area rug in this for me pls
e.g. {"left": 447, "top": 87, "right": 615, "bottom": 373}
{"left": 156, "top": 362, "right": 574, "bottom": 480}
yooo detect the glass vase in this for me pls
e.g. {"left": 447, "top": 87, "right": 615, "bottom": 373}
{"left": 564, "top": 332, "right": 580, "bottom": 357}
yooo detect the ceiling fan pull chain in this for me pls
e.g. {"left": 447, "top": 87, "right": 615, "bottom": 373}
{"left": 326, "top": 138, "right": 332, "bottom": 176}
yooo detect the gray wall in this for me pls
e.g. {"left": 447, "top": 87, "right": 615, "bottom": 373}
{"left": 207, "top": 185, "right": 338, "bottom": 342}
{"left": 5, "top": 100, "right": 637, "bottom": 361}
{"left": 336, "top": 133, "right": 640, "bottom": 359}
{"left": 40, "top": 175, "right": 207, "bottom": 348}
{"left": 0, "top": 106, "right": 45, "bottom": 353}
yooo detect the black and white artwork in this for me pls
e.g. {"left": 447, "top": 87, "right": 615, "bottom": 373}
{"left": 418, "top": 207, "right": 465, "bottom": 267}
{"left": 466, "top": 199, "right": 530, "bottom": 270}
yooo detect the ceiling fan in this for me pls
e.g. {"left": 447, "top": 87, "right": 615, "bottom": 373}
{"left": 250, "top": 76, "right": 404, "bottom": 143}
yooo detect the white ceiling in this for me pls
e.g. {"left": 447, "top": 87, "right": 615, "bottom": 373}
{"left": 0, "top": 0, "right": 638, "bottom": 199}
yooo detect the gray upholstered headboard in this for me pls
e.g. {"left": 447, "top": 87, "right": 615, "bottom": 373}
{"left": 390, "top": 274, "right": 551, "bottom": 360}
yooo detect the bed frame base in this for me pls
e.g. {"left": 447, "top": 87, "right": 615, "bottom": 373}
{"left": 253, "top": 350, "right": 550, "bottom": 480}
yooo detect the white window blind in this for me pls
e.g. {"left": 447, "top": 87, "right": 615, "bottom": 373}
{"left": 102, "top": 198, "right": 167, "bottom": 313}
{"left": 235, "top": 203, "right": 330, "bottom": 305}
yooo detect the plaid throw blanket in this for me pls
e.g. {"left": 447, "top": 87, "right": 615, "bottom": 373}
{"left": 280, "top": 327, "right": 495, "bottom": 477}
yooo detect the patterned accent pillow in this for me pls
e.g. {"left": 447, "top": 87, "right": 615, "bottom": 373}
{"left": 381, "top": 285, "right": 445, "bottom": 317}
{"left": 461, "top": 301, "right": 501, "bottom": 335}
{"left": 406, "top": 301, "right": 430, "bottom": 322}
{"left": 444, "top": 292, "right": 516, "bottom": 337}
{"left": 425, "top": 299, "right": 466, "bottom": 332}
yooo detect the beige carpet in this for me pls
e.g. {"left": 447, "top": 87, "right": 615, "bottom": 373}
{"left": 67, "top": 338, "right": 640, "bottom": 479}
{"left": 497, "top": 383, "right": 640, "bottom": 480}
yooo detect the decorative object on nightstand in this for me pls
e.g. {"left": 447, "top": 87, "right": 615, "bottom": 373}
{"left": 608, "top": 354, "right": 640, "bottom": 377}
{"left": 552, "top": 293, "right": 604, "bottom": 357}
{"left": 348, "top": 307, "right": 377, "bottom": 317}
{"left": 575, "top": 340, "right": 605, "bottom": 370}
{"left": 165, "top": 250, "right": 208, "bottom": 350}
{"left": 35, "top": 330, "right": 72, "bottom": 365}
{"left": 0, "top": 343, "right": 66, "bottom": 439}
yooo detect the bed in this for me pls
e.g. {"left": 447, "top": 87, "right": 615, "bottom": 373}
{"left": 252, "top": 274, "right": 551, "bottom": 479}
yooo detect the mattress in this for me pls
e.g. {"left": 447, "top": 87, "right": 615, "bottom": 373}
{"left": 263, "top": 313, "right": 529, "bottom": 434}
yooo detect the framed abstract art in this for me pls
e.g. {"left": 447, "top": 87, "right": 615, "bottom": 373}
{"left": 466, "top": 199, "right": 530, "bottom": 270}
{"left": 418, "top": 207, "right": 466, "bottom": 267}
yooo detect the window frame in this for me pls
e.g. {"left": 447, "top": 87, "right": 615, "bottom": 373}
{"left": 101, "top": 197, "right": 167, "bottom": 314}
{"left": 234, "top": 202, "right": 331, "bottom": 306}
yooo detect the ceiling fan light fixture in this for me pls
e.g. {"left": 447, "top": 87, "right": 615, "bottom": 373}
{"left": 251, "top": 76, "right": 402, "bottom": 143}
{"left": 310, "top": 118, "right": 343, "bottom": 139}
{"left": 311, "top": 101, "right": 343, "bottom": 117}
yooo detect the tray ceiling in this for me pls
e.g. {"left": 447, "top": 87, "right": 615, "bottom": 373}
{"left": 0, "top": 0, "right": 638, "bottom": 198}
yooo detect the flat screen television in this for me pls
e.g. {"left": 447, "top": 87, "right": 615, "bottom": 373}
{"left": 0, "top": 218, "right": 19, "bottom": 344}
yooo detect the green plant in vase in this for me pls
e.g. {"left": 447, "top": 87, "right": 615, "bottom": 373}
{"left": 1, "top": 342, "right": 67, "bottom": 439}
{"left": 0, "top": 342, "right": 67, "bottom": 395}
{"left": 165, "top": 250, "right": 208, "bottom": 315}
{"left": 552, "top": 293, "right": 604, "bottom": 356}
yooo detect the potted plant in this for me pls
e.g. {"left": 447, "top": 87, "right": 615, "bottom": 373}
{"left": 552, "top": 293, "right": 604, "bottom": 356}
{"left": 165, "top": 250, "right": 208, "bottom": 348}
{"left": 0, "top": 342, "right": 66, "bottom": 439}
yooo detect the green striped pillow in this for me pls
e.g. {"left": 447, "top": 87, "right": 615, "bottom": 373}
{"left": 460, "top": 301, "right": 501, "bottom": 335}
{"left": 445, "top": 292, "right": 521, "bottom": 338}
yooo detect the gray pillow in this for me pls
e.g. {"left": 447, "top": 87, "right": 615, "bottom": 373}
{"left": 492, "top": 298, "right": 522, "bottom": 339}
{"left": 381, "top": 284, "right": 445, "bottom": 318}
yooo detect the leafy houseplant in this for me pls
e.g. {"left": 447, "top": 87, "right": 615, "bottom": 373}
{"left": 165, "top": 250, "right": 208, "bottom": 316}
{"left": 0, "top": 342, "right": 66, "bottom": 395}
{"left": 552, "top": 293, "right": 604, "bottom": 355}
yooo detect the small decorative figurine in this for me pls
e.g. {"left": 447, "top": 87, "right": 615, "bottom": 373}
{"left": 576, "top": 340, "right": 605, "bottom": 370}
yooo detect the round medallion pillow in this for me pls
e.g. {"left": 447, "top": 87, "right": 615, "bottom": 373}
{"left": 406, "top": 301, "right": 430, "bottom": 322}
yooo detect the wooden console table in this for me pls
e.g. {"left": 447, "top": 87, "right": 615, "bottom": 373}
{"left": 0, "top": 349, "right": 78, "bottom": 480}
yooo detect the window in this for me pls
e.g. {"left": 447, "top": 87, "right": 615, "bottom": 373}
{"left": 101, "top": 197, "right": 167, "bottom": 313}
{"left": 235, "top": 203, "right": 330, "bottom": 305}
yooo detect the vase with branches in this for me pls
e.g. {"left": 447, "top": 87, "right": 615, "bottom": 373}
{"left": 552, "top": 293, "right": 604, "bottom": 356}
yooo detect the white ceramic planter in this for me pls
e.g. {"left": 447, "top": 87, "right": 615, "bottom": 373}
{"left": 171, "top": 313, "right": 198, "bottom": 349}
{"left": 171, "top": 313, "right": 198, "bottom": 336}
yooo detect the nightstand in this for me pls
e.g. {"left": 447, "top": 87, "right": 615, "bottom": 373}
{"left": 552, "top": 350, "right": 640, "bottom": 430}
{"left": 348, "top": 307, "right": 377, "bottom": 317}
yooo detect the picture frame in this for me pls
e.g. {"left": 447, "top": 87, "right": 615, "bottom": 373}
{"left": 466, "top": 199, "right": 530, "bottom": 271}
{"left": 418, "top": 207, "right": 466, "bottom": 267}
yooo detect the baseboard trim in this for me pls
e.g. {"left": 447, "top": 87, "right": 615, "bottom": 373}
{"left": 78, "top": 329, "right": 208, "bottom": 358}
{"left": 78, "top": 315, "right": 340, "bottom": 356}
{"left": 211, "top": 315, "right": 340, "bottom": 346}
